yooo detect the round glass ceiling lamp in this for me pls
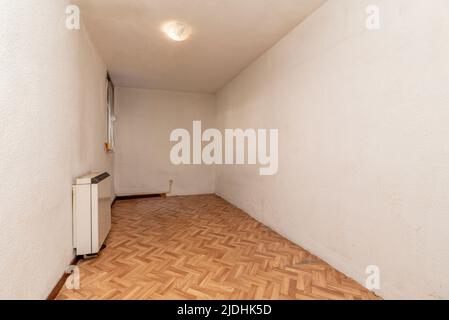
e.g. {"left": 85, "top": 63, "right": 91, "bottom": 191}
{"left": 164, "top": 21, "right": 191, "bottom": 41}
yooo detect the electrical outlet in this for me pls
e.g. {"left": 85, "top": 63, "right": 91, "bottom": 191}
{"left": 168, "top": 179, "right": 174, "bottom": 194}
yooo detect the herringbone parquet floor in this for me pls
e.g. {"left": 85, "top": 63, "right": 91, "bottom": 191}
{"left": 57, "top": 195, "right": 379, "bottom": 300}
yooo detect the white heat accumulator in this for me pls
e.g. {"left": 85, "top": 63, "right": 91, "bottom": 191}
{"left": 73, "top": 173, "right": 112, "bottom": 256}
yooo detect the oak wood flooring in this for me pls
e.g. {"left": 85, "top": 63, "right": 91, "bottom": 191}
{"left": 57, "top": 195, "right": 379, "bottom": 300}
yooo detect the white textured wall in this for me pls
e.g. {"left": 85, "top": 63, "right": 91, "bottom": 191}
{"left": 114, "top": 88, "right": 216, "bottom": 196}
{"left": 216, "top": 0, "right": 449, "bottom": 299}
{"left": 0, "top": 0, "right": 112, "bottom": 299}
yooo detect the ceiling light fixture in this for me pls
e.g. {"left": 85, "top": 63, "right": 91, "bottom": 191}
{"left": 163, "top": 21, "right": 191, "bottom": 42}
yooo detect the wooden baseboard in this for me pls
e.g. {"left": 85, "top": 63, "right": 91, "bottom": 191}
{"left": 115, "top": 193, "right": 166, "bottom": 201}
{"left": 47, "top": 256, "right": 81, "bottom": 300}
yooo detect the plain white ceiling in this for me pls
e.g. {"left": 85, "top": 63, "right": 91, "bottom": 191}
{"left": 75, "top": 0, "right": 326, "bottom": 93}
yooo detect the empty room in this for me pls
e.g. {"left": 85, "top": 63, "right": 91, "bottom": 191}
{"left": 1, "top": 0, "right": 449, "bottom": 306}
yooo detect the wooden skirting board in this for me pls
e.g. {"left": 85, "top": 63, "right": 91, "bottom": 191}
{"left": 47, "top": 256, "right": 81, "bottom": 300}
{"left": 115, "top": 193, "right": 166, "bottom": 201}
{"left": 112, "top": 194, "right": 166, "bottom": 207}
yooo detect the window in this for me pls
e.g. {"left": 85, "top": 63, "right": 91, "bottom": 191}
{"left": 106, "top": 73, "right": 115, "bottom": 152}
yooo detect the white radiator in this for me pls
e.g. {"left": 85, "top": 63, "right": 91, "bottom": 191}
{"left": 73, "top": 172, "right": 112, "bottom": 256}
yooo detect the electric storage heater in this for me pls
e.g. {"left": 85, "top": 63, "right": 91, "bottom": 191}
{"left": 73, "top": 172, "right": 112, "bottom": 256}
